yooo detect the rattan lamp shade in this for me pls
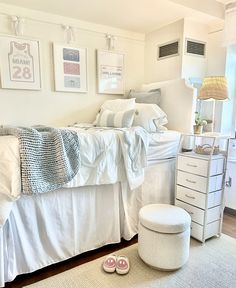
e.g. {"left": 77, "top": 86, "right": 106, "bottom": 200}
{"left": 198, "top": 76, "right": 228, "bottom": 100}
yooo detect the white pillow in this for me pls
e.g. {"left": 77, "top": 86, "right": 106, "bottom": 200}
{"left": 93, "top": 98, "right": 135, "bottom": 125}
{"left": 101, "top": 98, "right": 135, "bottom": 112}
{"left": 133, "top": 103, "right": 168, "bottom": 132}
{"left": 96, "top": 109, "right": 135, "bottom": 128}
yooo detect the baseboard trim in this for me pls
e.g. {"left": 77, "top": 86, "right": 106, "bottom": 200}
{"left": 225, "top": 207, "right": 236, "bottom": 216}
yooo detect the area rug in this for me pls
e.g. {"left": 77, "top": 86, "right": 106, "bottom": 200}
{"left": 24, "top": 234, "right": 236, "bottom": 288}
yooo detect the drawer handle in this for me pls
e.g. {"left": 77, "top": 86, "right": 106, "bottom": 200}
{"left": 187, "top": 163, "right": 197, "bottom": 168}
{"left": 185, "top": 194, "right": 196, "bottom": 200}
{"left": 186, "top": 179, "right": 196, "bottom": 184}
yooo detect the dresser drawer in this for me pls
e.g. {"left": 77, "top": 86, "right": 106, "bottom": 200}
{"left": 176, "top": 185, "right": 222, "bottom": 209}
{"left": 177, "top": 170, "right": 223, "bottom": 193}
{"left": 177, "top": 155, "right": 224, "bottom": 177}
{"left": 175, "top": 200, "right": 204, "bottom": 224}
{"left": 178, "top": 155, "right": 208, "bottom": 176}
{"left": 175, "top": 200, "right": 222, "bottom": 225}
{"left": 191, "top": 220, "right": 220, "bottom": 242}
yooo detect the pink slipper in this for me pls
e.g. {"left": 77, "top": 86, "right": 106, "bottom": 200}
{"left": 116, "top": 255, "right": 130, "bottom": 275}
{"left": 102, "top": 254, "right": 117, "bottom": 273}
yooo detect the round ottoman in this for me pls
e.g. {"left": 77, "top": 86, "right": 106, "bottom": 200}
{"left": 138, "top": 204, "right": 191, "bottom": 270}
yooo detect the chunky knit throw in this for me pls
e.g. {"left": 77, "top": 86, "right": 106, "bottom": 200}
{"left": 0, "top": 126, "right": 81, "bottom": 194}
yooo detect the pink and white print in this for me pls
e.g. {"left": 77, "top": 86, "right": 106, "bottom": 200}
{"left": 8, "top": 41, "right": 35, "bottom": 83}
{"left": 0, "top": 36, "right": 41, "bottom": 90}
{"left": 63, "top": 62, "right": 80, "bottom": 75}
{"left": 53, "top": 44, "right": 87, "bottom": 93}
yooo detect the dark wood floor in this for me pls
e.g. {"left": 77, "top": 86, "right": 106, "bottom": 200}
{"left": 5, "top": 212, "right": 236, "bottom": 288}
{"left": 222, "top": 212, "right": 236, "bottom": 238}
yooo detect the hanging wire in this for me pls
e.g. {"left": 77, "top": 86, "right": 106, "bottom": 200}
{"left": 0, "top": 12, "right": 144, "bottom": 44}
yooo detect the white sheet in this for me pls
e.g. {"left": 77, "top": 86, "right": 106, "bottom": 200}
{"left": 147, "top": 130, "right": 180, "bottom": 163}
{"left": 65, "top": 126, "right": 148, "bottom": 190}
{"left": 0, "top": 159, "right": 175, "bottom": 287}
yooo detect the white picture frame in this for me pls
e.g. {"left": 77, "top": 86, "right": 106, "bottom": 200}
{"left": 53, "top": 43, "right": 88, "bottom": 93}
{"left": 97, "top": 49, "right": 125, "bottom": 95}
{"left": 0, "top": 35, "right": 41, "bottom": 90}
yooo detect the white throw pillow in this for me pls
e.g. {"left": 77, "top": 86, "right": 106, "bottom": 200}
{"left": 133, "top": 103, "right": 168, "bottom": 132}
{"left": 93, "top": 98, "right": 136, "bottom": 125}
{"left": 96, "top": 109, "right": 135, "bottom": 128}
{"left": 101, "top": 98, "right": 135, "bottom": 112}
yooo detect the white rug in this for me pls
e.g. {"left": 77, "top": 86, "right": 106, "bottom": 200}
{"left": 25, "top": 235, "right": 236, "bottom": 288}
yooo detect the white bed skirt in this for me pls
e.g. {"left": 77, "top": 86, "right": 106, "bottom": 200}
{"left": 0, "top": 158, "right": 175, "bottom": 287}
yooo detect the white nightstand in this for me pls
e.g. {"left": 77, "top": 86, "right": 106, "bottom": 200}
{"left": 175, "top": 134, "right": 229, "bottom": 243}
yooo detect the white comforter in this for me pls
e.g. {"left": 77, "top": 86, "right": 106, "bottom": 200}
{"left": 0, "top": 126, "right": 149, "bottom": 227}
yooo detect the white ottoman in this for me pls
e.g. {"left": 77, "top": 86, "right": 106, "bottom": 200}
{"left": 138, "top": 204, "right": 191, "bottom": 270}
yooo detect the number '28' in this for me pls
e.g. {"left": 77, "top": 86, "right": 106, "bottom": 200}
{"left": 12, "top": 66, "right": 32, "bottom": 80}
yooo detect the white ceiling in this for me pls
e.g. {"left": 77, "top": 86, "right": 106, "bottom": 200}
{"left": 0, "top": 0, "right": 225, "bottom": 33}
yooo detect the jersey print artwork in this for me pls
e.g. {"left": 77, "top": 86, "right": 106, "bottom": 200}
{"left": 8, "top": 41, "right": 35, "bottom": 83}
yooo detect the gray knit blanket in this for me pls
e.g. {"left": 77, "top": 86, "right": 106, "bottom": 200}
{"left": 0, "top": 126, "right": 81, "bottom": 194}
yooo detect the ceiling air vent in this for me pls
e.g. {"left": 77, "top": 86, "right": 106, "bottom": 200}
{"left": 158, "top": 40, "right": 179, "bottom": 60}
{"left": 186, "top": 39, "right": 206, "bottom": 57}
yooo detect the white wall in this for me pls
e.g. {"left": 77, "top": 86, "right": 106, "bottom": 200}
{"left": 223, "top": 44, "right": 236, "bottom": 135}
{"left": 203, "top": 27, "right": 228, "bottom": 133}
{"left": 144, "top": 19, "right": 184, "bottom": 83}
{"left": 181, "top": 18, "right": 208, "bottom": 79}
{"left": 0, "top": 3, "right": 145, "bottom": 127}
{"left": 144, "top": 18, "right": 209, "bottom": 83}
{"left": 206, "top": 29, "right": 226, "bottom": 76}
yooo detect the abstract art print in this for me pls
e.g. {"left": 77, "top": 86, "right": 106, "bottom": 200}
{"left": 97, "top": 49, "right": 125, "bottom": 95}
{"left": 53, "top": 44, "right": 88, "bottom": 93}
{"left": 0, "top": 35, "right": 41, "bottom": 90}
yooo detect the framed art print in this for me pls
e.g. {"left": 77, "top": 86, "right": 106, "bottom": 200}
{"left": 53, "top": 43, "right": 88, "bottom": 93}
{"left": 97, "top": 49, "right": 125, "bottom": 95}
{"left": 0, "top": 35, "right": 41, "bottom": 90}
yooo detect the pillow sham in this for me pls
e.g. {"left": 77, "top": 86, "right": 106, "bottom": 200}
{"left": 96, "top": 109, "right": 135, "bottom": 128}
{"left": 133, "top": 103, "right": 168, "bottom": 133}
{"left": 128, "top": 89, "right": 161, "bottom": 105}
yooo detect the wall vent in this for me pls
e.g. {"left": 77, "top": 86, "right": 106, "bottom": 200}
{"left": 158, "top": 40, "right": 179, "bottom": 60}
{"left": 186, "top": 39, "right": 206, "bottom": 57}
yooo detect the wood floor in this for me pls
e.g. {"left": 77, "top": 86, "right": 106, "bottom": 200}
{"left": 5, "top": 212, "right": 236, "bottom": 288}
{"left": 222, "top": 212, "right": 236, "bottom": 238}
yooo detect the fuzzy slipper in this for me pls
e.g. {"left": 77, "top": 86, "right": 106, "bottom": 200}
{"left": 102, "top": 254, "right": 117, "bottom": 273}
{"left": 116, "top": 255, "right": 130, "bottom": 275}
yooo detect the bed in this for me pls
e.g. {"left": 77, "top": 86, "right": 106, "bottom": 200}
{"left": 0, "top": 79, "right": 196, "bottom": 287}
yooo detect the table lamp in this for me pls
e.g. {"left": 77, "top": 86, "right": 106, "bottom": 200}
{"left": 198, "top": 76, "right": 228, "bottom": 132}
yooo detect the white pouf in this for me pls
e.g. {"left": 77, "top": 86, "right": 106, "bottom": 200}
{"left": 138, "top": 204, "right": 191, "bottom": 270}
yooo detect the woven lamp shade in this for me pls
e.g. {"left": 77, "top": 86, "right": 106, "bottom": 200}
{"left": 198, "top": 76, "right": 228, "bottom": 100}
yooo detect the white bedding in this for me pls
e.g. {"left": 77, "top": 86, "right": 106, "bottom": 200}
{"left": 0, "top": 126, "right": 148, "bottom": 227}
{"left": 0, "top": 127, "right": 180, "bottom": 228}
{"left": 147, "top": 130, "right": 180, "bottom": 163}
